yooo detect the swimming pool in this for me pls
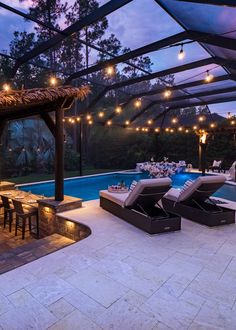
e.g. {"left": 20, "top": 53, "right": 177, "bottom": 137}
{"left": 19, "top": 172, "right": 236, "bottom": 202}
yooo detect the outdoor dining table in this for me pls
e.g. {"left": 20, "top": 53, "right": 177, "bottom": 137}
{"left": 0, "top": 190, "right": 42, "bottom": 208}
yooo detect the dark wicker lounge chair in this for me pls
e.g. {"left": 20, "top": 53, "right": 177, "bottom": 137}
{"left": 100, "top": 178, "right": 181, "bottom": 234}
{"left": 162, "top": 175, "right": 235, "bottom": 227}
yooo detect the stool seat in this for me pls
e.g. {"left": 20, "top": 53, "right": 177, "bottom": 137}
{"left": 12, "top": 200, "right": 39, "bottom": 239}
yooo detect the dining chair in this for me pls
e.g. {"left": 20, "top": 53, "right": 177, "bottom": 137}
{"left": 12, "top": 200, "right": 39, "bottom": 239}
{"left": 1, "top": 195, "right": 15, "bottom": 232}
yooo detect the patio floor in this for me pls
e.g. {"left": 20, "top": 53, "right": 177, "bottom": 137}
{"left": 0, "top": 216, "right": 75, "bottom": 274}
{"left": 0, "top": 199, "right": 236, "bottom": 329}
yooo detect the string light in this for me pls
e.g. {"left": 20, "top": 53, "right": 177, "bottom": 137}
{"left": 205, "top": 70, "right": 213, "bottom": 83}
{"left": 170, "top": 128, "right": 174, "bottom": 133}
{"left": 165, "top": 128, "right": 170, "bottom": 132}
{"left": 86, "top": 115, "right": 92, "bottom": 120}
{"left": 76, "top": 117, "right": 81, "bottom": 122}
{"left": 178, "top": 44, "right": 185, "bottom": 60}
{"left": 193, "top": 125, "right": 198, "bottom": 130}
{"left": 107, "top": 120, "right": 112, "bottom": 126}
{"left": 71, "top": 119, "right": 75, "bottom": 124}
{"left": 62, "top": 118, "right": 65, "bottom": 122}
{"left": 98, "top": 112, "right": 104, "bottom": 118}
{"left": 141, "top": 127, "right": 145, "bottom": 132}
{"left": 68, "top": 118, "right": 72, "bottom": 122}
{"left": 136, "top": 127, "right": 140, "bottom": 131}
{"left": 185, "top": 129, "right": 189, "bottom": 133}
{"left": 88, "top": 120, "right": 93, "bottom": 125}
{"left": 134, "top": 99, "right": 142, "bottom": 108}
{"left": 231, "top": 120, "right": 235, "bottom": 125}
{"left": 105, "top": 66, "right": 115, "bottom": 76}
{"left": 155, "top": 128, "right": 160, "bottom": 133}
{"left": 147, "top": 119, "right": 153, "bottom": 125}
{"left": 164, "top": 90, "right": 171, "bottom": 98}
{"left": 145, "top": 128, "right": 149, "bottom": 132}
{"left": 210, "top": 123, "right": 216, "bottom": 128}
{"left": 178, "top": 127, "right": 183, "bottom": 131}
{"left": 49, "top": 76, "right": 57, "bottom": 86}
{"left": 115, "top": 106, "right": 122, "bottom": 114}
{"left": 3, "top": 83, "right": 10, "bottom": 91}
{"left": 125, "top": 120, "right": 130, "bottom": 126}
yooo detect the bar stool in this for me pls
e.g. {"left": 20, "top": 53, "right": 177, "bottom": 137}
{"left": 12, "top": 200, "right": 39, "bottom": 239}
{"left": 1, "top": 196, "right": 15, "bottom": 232}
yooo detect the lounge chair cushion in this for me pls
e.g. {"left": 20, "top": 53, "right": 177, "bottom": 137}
{"left": 124, "top": 178, "right": 171, "bottom": 207}
{"left": 100, "top": 190, "right": 130, "bottom": 207}
{"left": 163, "top": 188, "right": 181, "bottom": 202}
{"left": 100, "top": 177, "right": 172, "bottom": 208}
{"left": 164, "top": 175, "right": 226, "bottom": 203}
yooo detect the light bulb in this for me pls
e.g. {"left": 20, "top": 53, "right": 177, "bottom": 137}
{"left": 86, "top": 115, "right": 92, "bottom": 120}
{"left": 155, "top": 128, "right": 160, "bottom": 133}
{"left": 106, "top": 66, "right": 115, "bottom": 76}
{"left": 172, "top": 117, "right": 178, "bottom": 124}
{"left": 164, "top": 90, "right": 171, "bottom": 98}
{"left": 3, "top": 83, "right": 10, "bottom": 92}
{"left": 107, "top": 120, "right": 112, "bottom": 126}
{"left": 88, "top": 120, "right": 93, "bottom": 125}
{"left": 49, "top": 76, "right": 57, "bottom": 86}
{"left": 205, "top": 70, "right": 213, "bottom": 83}
{"left": 125, "top": 120, "right": 130, "bottom": 125}
{"left": 147, "top": 120, "right": 153, "bottom": 125}
{"left": 76, "top": 117, "right": 81, "bottom": 122}
{"left": 178, "top": 44, "right": 185, "bottom": 60}
{"left": 98, "top": 112, "right": 104, "bottom": 118}
{"left": 134, "top": 99, "right": 141, "bottom": 108}
{"left": 115, "top": 106, "right": 122, "bottom": 114}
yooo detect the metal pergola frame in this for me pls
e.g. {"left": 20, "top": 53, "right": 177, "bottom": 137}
{"left": 1, "top": 0, "right": 236, "bottom": 192}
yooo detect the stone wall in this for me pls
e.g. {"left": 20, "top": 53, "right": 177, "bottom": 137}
{"left": 38, "top": 196, "right": 90, "bottom": 241}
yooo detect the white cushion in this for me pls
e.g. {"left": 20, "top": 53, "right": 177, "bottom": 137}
{"left": 100, "top": 177, "right": 172, "bottom": 208}
{"left": 164, "top": 188, "right": 181, "bottom": 202}
{"left": 124, "top": 178, "right": 171, "bottom": 207}
{"left": 213, "top": 160, "right": 222, "bottom": 167}
{"left": 100, "top": 190, "right": 130, "bottom": 207}
{"left": 165, "top": 175, "right": 226, "bottom": 203}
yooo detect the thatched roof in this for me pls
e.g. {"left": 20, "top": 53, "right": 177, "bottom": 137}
{"left": 0, "top": 85, "right": 90, "bottom": 110}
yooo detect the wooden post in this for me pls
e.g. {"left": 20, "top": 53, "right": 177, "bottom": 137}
{"left": 55, "top": 108, "right": 64, "bottom": 201}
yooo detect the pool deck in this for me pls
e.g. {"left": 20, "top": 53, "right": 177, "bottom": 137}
{"left": 0, "top": 200, "right": 236, "bottom": 329}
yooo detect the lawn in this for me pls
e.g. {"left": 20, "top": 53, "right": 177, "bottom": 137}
{"left": 6, "top": 168, "right": 118, "bottom": 184}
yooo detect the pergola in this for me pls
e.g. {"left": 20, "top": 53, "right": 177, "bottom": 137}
{"left": 1, "top": 0, "right": 236, "bottom": 192}
{"left": 0, "top": 86, "right": 89, "bottom": 201}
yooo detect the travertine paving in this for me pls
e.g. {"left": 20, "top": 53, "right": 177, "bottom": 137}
{"left": 0, "top": 199, "right": 236, "bottom": 329}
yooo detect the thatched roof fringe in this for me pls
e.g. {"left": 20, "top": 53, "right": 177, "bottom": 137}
{"left": 0, "top": 85, "right": 90, "bottom": 109}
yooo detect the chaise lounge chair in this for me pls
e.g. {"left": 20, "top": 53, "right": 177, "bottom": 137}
{"left": 162, "top": 175, "right": 235, "bottom": 227}
{"left": 100, "top": 178, "right": 181, "bottom": 234}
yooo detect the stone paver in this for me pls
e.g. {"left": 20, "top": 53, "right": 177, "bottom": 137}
{"left": 0, "top": 199, "right": 235, "bottom": 329}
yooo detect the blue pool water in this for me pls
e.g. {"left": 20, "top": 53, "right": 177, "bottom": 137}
{"left": 19, "top": 172, "right": 236, "bottom": 202}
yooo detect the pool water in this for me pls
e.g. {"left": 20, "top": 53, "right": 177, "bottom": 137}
{"left": 19, "top": 172, "right": 236, "bottom": 202}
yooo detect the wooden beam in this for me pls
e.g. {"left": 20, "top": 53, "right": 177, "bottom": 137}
{"left": 40, "top": 113, "right": 56, "bottom": 137}
{"left": 55, "top": 108, "right": 64, "bottom": 201}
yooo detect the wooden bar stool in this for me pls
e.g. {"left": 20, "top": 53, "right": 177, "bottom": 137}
{"left": 12, "top": 200, "right": 39, "bottom": 239}
{"left": 1, "top": 196, "right": 15, "bottom": 232}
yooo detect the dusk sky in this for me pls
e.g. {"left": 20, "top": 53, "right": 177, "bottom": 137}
{"left": 0, "top": 0, "right": 236, "bottom": 116}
